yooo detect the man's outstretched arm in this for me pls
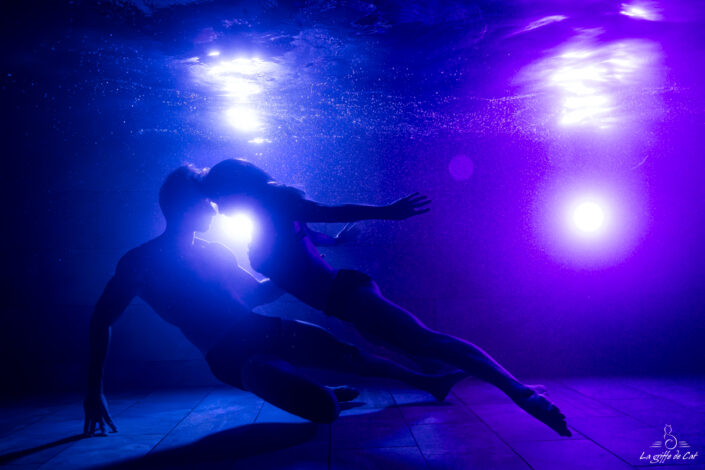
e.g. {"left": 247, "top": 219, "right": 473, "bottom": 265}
{"left": 302, "top": 222, "right": 360, "bottom": 246}
{"left": 84, "top": 254, "right": 139, "bottom": 436}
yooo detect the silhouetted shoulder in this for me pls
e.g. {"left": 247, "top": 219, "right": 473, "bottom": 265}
{"left": 114, "top": 244, "right": 148, "bottom": 282}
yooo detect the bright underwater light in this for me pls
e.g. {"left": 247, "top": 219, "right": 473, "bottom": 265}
{"left": 571, "top": 200, "right": 606, "bottom": 235}
{"left": 191, "top": 56, "right": 279, "bottom": 136}
{"left": 225, "top": 107, "right": 262, "bottom": 132}
{"left": 518, "top": 32, "right": 662, "bottom": 131}
{"left": 217, "top": 213, "right": 255, "bottom": 243}
{"left": 533, "top": 176, "right": 647, "bottom": 269}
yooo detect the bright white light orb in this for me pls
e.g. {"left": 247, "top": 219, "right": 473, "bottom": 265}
{"left": 207, "top": 50, "right": 221, "bottom": 57}
{"left": 219, "top": 213, "right": 255, "bottom": 243}
{"left": 572, "top": 200, "right": 605, "bottom": 234}
{"left": 225, "top": 107, "right": 262, "bottom": 132}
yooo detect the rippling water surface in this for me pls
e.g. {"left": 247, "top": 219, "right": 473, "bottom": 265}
{"left": 4, "top": 0, "right": 705, "bottom": 269}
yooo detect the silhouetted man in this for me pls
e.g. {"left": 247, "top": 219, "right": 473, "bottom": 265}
{"left": 83, "top": 166, "right": 462, "bottom": 435}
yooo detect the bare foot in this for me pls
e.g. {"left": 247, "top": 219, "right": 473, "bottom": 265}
{"left": 429, "top": 370, "right": 468, "bottom": 402}
{"left": 513, "top": 384, "right": 571, "bottom": 437}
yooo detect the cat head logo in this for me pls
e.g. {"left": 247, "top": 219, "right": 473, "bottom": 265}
{"left": 650, "top": 425, "right": 690, "bottom": 451}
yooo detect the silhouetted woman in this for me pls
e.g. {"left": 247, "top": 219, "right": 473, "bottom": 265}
{"left": 203, "top": 159, "right": 570, "bottom": 436}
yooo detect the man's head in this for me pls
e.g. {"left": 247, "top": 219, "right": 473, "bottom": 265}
{"left": 159, "top": 165, "right": 215, "bottom": 232}
{"left": 202, "top": 158, "right": 274, "bottom": 214}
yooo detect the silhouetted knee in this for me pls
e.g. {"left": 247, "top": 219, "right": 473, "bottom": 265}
{"left": 240, "top": 357, "right": 340, "bottom": 424}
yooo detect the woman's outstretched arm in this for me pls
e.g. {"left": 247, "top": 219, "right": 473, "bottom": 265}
{"left": 302, "top": 223, "right": 360, "bottom": 246}
{"left": 293, "top": 193, "right": 431, "bottom": 223}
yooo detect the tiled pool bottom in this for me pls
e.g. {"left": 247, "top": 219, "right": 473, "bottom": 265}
{"left": 1, "top": 377, "right": 703, "bottom": 469}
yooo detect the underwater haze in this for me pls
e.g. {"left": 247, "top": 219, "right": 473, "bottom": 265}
{"left": 2, "top": 0, "right": 705, "bottom": 392}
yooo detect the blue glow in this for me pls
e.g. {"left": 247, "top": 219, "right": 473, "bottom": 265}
{"left": 221, "top": 78, "right": 262, "bottom": 100}
{"left": 191, "top": 56, "right": 279, "bottom": 136}
{"left": 225, "top": 107, "right": 263, "bottom": 132}
{"left": 207, "top": 57, "right": 277, "bottom": 77}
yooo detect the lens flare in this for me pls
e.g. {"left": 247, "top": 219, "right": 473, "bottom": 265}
{"left": 448, "top": 155, "right": 474, "bottom": 181}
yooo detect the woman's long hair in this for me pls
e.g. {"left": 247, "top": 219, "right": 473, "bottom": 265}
{"left": 203, "top": 158, "right": 304, "bottom": 203}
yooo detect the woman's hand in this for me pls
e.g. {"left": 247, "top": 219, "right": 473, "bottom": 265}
{"left": 383, "top": 193, "right": 431, "bottom": 220}
{"left": 83, "top": 392, "right": 117, "bottom": 436}
{"left": 335, "top": 223, "right": 361, "bottom": 244}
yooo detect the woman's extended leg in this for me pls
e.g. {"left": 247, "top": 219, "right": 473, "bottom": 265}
{"left": 279, "top": 319, "right": 466, "bottom": 402}
{"left": 339, "top": 283, "right": 571, "bottom": 436}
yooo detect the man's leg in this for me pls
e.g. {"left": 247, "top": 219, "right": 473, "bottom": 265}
{"left": 205, "top": 325, "right": 340, "bottom": 424}
{"left": 279, "top": 320, "right": 465, "bottom": 402}
{"left": 239, "top": 355, "right": 339, "bottom": 424}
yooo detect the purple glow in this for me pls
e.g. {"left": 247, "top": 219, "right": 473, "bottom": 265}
{"left": 533, "top": 176, "right": 647, "bottom": 269}
{"left": 518, "top": 32, "right": 663, "bottom": 131}
{"left": 620, "top": 1, "right": 663, "bottom": 21}
{"left": 448, "top": 155, "right": 474, "bottom": 181}
{"left": 521, "top": 15, "right": 568, "bottom": 34}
